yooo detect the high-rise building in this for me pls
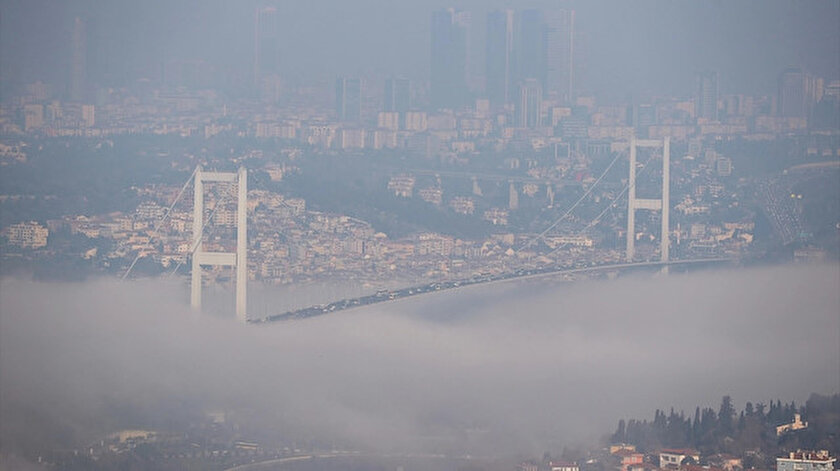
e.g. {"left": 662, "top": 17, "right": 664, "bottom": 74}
{"left": 385, "top": 78, "right": 411, "bottom": 129}
{"left": 81, "top": 104, "right": 95, "bottom": 128}
{"left": 515, "top": 78, "right": 543, "bottom": 128}
{"left": 336, "top": 77, "right": 362, "bottom": 121}
{"left": 430, "top": 8, "right": 470, "bottom": 110}
{"left": 23, "top": 104, "right": 44, "bottom": 131}
{"left": 695, "top": 70, "right": 719, "bottom": 121}
{"left": 543, "top": 9, "right": 575, "bottom": 103}
{"left": 69, "top": 17, "right": 86, "bottom": 102}
{"left": 485, "top": 10, "right": 514, "bottom": 107}
{"left": 513, "top": 9, "right": 543, "bottom": 87}
{"left": 384, "top": 78, "right": 411, "bottom": 113}
{"left": 777, "top": 68, "right": 822, "bottom": 119}
{"left": 254, "top": 6, "right": 280, "bottom": 85}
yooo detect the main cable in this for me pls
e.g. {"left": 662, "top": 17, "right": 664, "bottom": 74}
{"left": 121, "top": 166, "right": 199, "bottom": 280}
{"left": 517, "top": 149, "right": 624, "bottom": 253}
{"left": 544, "top": 150, "right": 659, "bottom": 259}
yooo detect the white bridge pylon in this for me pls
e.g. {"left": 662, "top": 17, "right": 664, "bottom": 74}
{"left": 626, "top": 137, "right": 670, "bottom": 265}
{"left": 190, "top": 165, "right": 248, "bottom": 323}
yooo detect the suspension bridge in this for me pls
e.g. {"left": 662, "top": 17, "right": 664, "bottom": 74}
{"left": 122, "top": 137, "right": 737, "bottom": 323}
{"left": 249, "top": 257, "right": 734, "bottom": 323}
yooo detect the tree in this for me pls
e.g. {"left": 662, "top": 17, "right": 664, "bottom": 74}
{"left": 718, "top": 395, "right": 735, "bottom": 436}
{"left": 755, "top": 402, "right": 766, "bottom": 419}
{"left": 612, "top": 419, "right": 627, "bottom": 443}
{"left": 692, "top": 407, "right": 701, "bottom": 442}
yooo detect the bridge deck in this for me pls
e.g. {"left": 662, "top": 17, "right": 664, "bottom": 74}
{"left": 249, "top": 258, "right": 734, "bottom": 324}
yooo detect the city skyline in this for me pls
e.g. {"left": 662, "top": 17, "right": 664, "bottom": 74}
{"left": 2, "top": 1, "right": 838, "bottom": 102}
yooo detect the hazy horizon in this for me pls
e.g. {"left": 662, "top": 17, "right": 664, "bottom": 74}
{"left": 2, "top": 0, "right": 838, "bottom": 100}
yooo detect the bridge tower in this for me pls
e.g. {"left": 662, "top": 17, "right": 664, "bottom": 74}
{"left": 191, "top": 166, "right": 248, "bottom": 322}
{"left": 626, "top": 137, "right": 670, "bottom": 264}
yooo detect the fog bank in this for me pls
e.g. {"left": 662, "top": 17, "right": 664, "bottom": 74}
{"left": 1, "top": 264, "right": 838, "bottom": 456}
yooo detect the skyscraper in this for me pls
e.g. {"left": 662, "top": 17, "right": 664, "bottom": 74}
{"left": 336, "top": 77, "right": 362, "bottom": 121}
{"left": 513, "top": 9, "right": 543, "bottom": 87}
{"left": 430, "top": 8, "right": 470, "bottom": 110}
{"left": 384, "top": 78, "right": 411, "bottom": 113}
{"left": 69, "top": 17, "right": 86, "bottom": 102}
{"left": 543, "top": 9, "right": 575, "bottom": 103}
{"left": 695, "top": 70, "right": 719, "bottom": 121}
{"left": 485, "top": 10, "right": 514, "bottom": 107}
{"left": 254, "top": 6, "right": 280, "bottom": 85}
{"left": 515, "top": 78, "right": 543, "bottom": 128}
{"left": 777, "top": 68, "right": 822, "bottom": 119}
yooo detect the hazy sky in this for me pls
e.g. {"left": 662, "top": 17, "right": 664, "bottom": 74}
{"left": 2, "top": 264, "right": 838, "bottom": 456}
{"left": 1, "top": 0, "right": 838, "bottom": 99}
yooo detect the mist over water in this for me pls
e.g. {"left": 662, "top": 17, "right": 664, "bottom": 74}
{"left": 1, "top": 265, "right": 838, "bottom": 456}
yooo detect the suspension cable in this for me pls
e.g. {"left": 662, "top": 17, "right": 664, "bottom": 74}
{"left": 518, "top": 149, "right": 625, "bottom": 253}
{"left": 166, "top": 179, "right": 239, "bottom": 277}
{"left": 121, "top": 166, "right": 199, "bottom": 280}
{"left": 544, "top": 150, "right": 659, "bottom": 259}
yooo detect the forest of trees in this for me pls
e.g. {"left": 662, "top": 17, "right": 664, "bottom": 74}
{"left": 608, "top": 393, "right": 839, "bottom": 468}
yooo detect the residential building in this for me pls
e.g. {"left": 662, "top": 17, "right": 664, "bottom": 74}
{"left": 696, "top": 70, "right": 719, "bottom": 121}
{"left": 659, "top": 449, "right": 700, "bottom": 469}
{"left": 777, "top": 451, "right": 835, "bottom": 471}
{"left": 776, "top": 413, "right": 808, "bottom": 436}
{"left": 550, "top": 461, "right": 580, "bottom": 471}
{"left": 4, "top": 221, "right": 49, "bottom": 249}
{"left": 23, "top": 104, "right": 44, "bottom": 131}
{"left": 778, "top": 68, "right": 822, "bottom": 119}
{"left": 515, "top": 78, "right": 542, "bottom": 128}
{"left": 613, "top": 449, "right": 645, "bottom": 471}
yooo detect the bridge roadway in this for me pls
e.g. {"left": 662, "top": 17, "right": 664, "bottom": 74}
{"left": 404, "top": 168, "right": 582, "bottom": 185}
{"left": 250, "top": 257, "right": 735, "bottom": 324}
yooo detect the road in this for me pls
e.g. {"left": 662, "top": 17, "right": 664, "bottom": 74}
{"left": 250, "top": 257, "right": 735, "bottom": 324}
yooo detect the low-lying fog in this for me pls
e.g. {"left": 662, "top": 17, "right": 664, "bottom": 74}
{"left": 1, "top": 264, "right": 838, "bottom": 457}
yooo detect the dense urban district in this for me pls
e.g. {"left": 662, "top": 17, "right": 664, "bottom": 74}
{"left": 2, "top": 66, "right": 839, "bottom": 303}
{"left": 3, "top": 7, "right": 839, "bottom": 306}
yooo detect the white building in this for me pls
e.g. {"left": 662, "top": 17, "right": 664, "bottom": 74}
{"left": 450, "top": 196, "right": 475, "bottom": 215}
{"left": 777, "top": 451, "right": 835, "bottom": 471}
{"left": 81, "top": 104, "right": 95, "bottom": 127}
{"left": 4, "top": 221, "right": 49, "bottom": 248}
{"left": 23, "top": 104, "right": 44, "bottom": 131}
{"left": 404, "top": 111, "right": 428, "bottom": 131}
{"left": 550, "top": 462, "right": 579, "bottom": 471}
{"left": 387, "top": 175, "right": 415, "bottom": 198}
{"left": 337, "top": 128, "right": 365, "bottom": 149}
{"left": 377, "top": 111, "right": 400, "bottom": 131}
{"left": 660, "top": 449, "right": 700, "bottom": 469}
{"left": 776, "top": 413, "right": 808, "bottom": 436}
